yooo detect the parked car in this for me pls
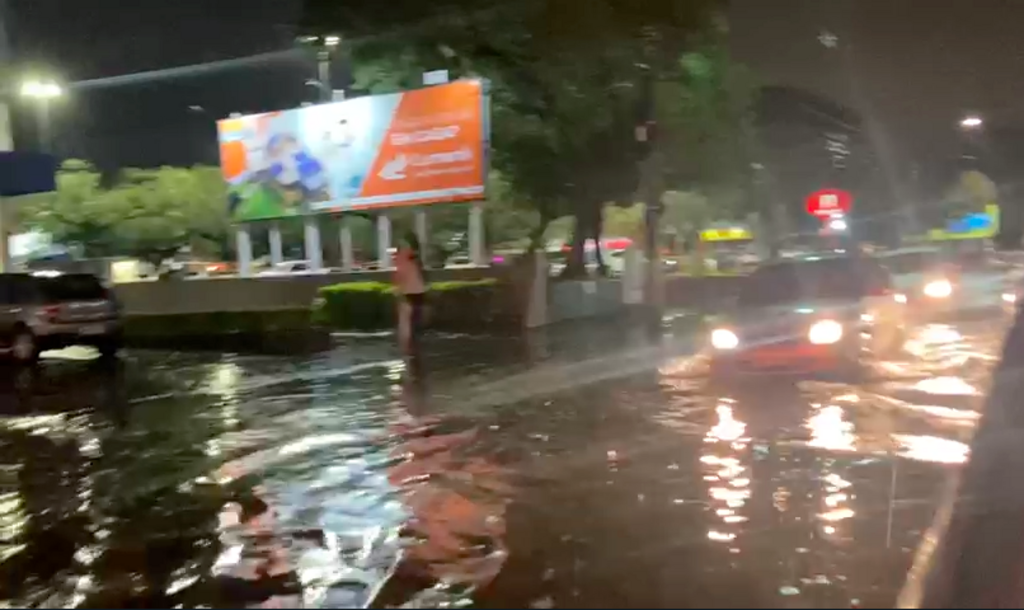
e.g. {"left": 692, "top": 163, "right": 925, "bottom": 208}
{"left": 258, "top": 261, "right": 333, "bottom": 276}
{"left": 0, "top": 272, "right": 122, "bottom": 363}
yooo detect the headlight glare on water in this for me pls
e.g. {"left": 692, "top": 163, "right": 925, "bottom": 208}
{"left": 808, "top": 320, "right": 843, "bottom": 345}
{"left": 923, "top": 279, "right": 953, "bottom": 299}
{"left": 710, "top": 328, "right": 739, "bottom": 350}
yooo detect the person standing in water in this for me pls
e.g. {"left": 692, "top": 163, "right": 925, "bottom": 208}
{"left": 394, "top": 231, "right": 427, "bottom": 356}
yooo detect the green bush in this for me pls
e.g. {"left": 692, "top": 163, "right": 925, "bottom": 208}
{"left": 314, "top": 279, "right": 504, "bottom": 331}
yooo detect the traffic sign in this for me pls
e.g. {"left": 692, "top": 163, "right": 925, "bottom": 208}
{"left": 805, "top": 188, "right": 852, "bottom": 218}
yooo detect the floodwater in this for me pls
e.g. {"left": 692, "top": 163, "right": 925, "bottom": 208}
{"left": 0, "top": 318, "right": 1004, "bottom": 608}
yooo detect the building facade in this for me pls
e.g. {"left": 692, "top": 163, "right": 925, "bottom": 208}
{"left": 754, "top": 86, "right": 891, "bottom": 242}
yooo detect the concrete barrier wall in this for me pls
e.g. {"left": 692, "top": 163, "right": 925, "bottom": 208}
{"left": 114, "top": 267, "right": 492, "bottom": 315}
{"left": 549, "top": 279, "right": 625, "bottom": 324}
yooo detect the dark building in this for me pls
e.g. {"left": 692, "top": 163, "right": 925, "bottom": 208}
{"left": 754, "top": 85, "right": 894, "bottom": 242}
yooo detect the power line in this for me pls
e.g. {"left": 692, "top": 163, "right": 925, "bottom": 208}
{"left": 65, "top": 2, "right": 525, "bottom": 92}
{"left": 68, "top": 48, "right": 311, "bottom": 91}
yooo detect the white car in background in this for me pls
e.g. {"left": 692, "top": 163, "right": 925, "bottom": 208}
{"left": 258, "top": 261, "right": 331, "bottom": 276}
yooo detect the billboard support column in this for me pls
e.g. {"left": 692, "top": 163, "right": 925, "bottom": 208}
{"left": 268, "top": 222, "right": 284, "bottom": 266}
{"left": 339, "top": 217, "right": 354, "bottom": 272}
{"left": 236, "top": 225, "right": 253, "bottom": 277}
{"left": 377, "top": 215, "right": 392, "bottom": 268}
{"left": 304, "top": 217, "right": 323, "bottom": 270}
{"left": 415, "top": 210, "right": 429, "bottom": 266}
{"left": 0, "top": 197, "right": 9, "bottom": 272}
{"left": 469, "top": 202, "right": 485, "bottom": 266}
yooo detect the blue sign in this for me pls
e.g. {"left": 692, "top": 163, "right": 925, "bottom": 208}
{"left": 946, "top": 212, "right": 993, "bottom": 234}
{"left": 0, "top": 152, "right": 57, "bottom": 197}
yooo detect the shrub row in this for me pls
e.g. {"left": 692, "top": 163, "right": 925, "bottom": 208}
{"left": 312, "top": 279, "right": 514, "bottom": 331}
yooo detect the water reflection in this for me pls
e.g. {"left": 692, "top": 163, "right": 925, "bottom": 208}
{"left": 702, "top": 401, "right": 752, "bottom": 546}
{"left": 687, "top": 347, "right": 985, "bottom": 607}
{"left": 380, "top": 368, "right": 511, "bottom": 606}
{"left": 0, "top": 319, "right": 1000, "bottom": 608}
{"left": 807, "top": 405, "right": 856, "bottom": 453}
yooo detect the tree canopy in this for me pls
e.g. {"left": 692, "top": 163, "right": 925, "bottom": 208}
{"left": 302, "top": 0, "right": 759, "bottom": 273}
{"left": 18, "top": 160, "right": 230, "bottom": 265}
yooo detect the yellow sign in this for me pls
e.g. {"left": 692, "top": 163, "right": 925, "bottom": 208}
{"left": 701, "top": 227, "right": 753, "bottom": 242}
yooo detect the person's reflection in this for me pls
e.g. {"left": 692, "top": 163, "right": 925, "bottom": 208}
{"left": 0, "top": 365, "right": 39, "bottom": 414}
{"left": 93, "top": 359, "right": 130, "bottom": 429}
{"left": 374, "top": 372, "right": 510, "bottom": 606}
{"left": 403, "top": 363, "right": 429, "bottom": 419}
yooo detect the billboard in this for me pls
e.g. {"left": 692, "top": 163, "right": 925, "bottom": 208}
{"left": 217, "top": 79, "right": 488, "bottom": 222}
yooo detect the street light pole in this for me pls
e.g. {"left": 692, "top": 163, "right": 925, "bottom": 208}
{"left": 20, "top": 79, "right": 62, "bottom": 153}
{"left": 36, "top": 97, "right": 50, "bottom": 153}
{"left": 636, "top": 39, "right": 664, "bottom": 334}
{"left": 317, "top": 34, "right": 341, "bottom": 103}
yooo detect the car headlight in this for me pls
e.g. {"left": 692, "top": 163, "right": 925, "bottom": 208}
{"left": 710, "top": 328, "right": 739, "bottom": 350}
{"left": 808, "top": 320, "right": 843, "bottom": 345}
{"left": 923, "top": 279, "right": 953, "bottom": 299}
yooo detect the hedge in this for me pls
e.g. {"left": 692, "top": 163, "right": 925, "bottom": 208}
{"left": 312, "top": 279, "right": 511, "bottom": 331}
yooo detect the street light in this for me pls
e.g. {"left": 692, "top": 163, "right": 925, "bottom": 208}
{"left": 304, "top": 78, "right": 331, "bottom": 97}
{"left": 21, "top": 80, "right": 61, "bottom": 99}
{"left": 960, "top": 115, "right": 983, "bottom": 129}
{"left": 20, "top": 79, "right": 62, "bottom": 153}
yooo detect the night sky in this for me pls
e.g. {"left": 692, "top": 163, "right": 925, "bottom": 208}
{"left": 729, "top": 0, "right": 1024, "bottom": 165}
{"left": 6, "top": 0, "right": 1023, "bottom": 178}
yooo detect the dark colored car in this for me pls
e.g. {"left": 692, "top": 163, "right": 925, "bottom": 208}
{"left": 0, "top": 272, "right": 122, "bottom": 363}
{"left": 706, "top": 254, "right": 908, "bottom": 378}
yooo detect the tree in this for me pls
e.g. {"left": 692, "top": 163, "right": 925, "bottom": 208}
{"left": 18, "top": 159, "right": 122, "bottom": 257}
{"left": 943, "top": 170, "right": 998, "bottom": 220}
{"left": 655, "top": 31, "right": 760, "bottom": 221}
{"left": 19, "top": 160, "right": 230, "bottom": 266}
{"left": 303, "top": 0, "right": 729, "bottom": 275}
{"left": 603, "top": 203, "right": 645, "bottom": 241}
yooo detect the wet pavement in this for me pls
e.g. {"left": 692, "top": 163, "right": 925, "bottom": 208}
{"left": 0, "top": 315, "right": 1006, "bottom": 608}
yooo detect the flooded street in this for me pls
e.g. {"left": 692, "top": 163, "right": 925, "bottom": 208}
{"left": 0, "top": 318, "right": 1003, "bottom": 608}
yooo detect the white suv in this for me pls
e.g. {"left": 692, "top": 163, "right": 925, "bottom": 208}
{"left": 0, "top": 272, "right": 123, "bottom": 363}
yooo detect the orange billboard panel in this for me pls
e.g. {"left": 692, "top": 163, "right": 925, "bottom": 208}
{"left": 356, "top": 80, "right": 485, "bottom": 208}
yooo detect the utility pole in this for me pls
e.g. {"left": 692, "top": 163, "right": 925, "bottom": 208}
{"left": 317, "top": 34, "right": 341, "bottom": 102}
{"left": 636, "top": 31, "right": 664, "bottom": 335}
